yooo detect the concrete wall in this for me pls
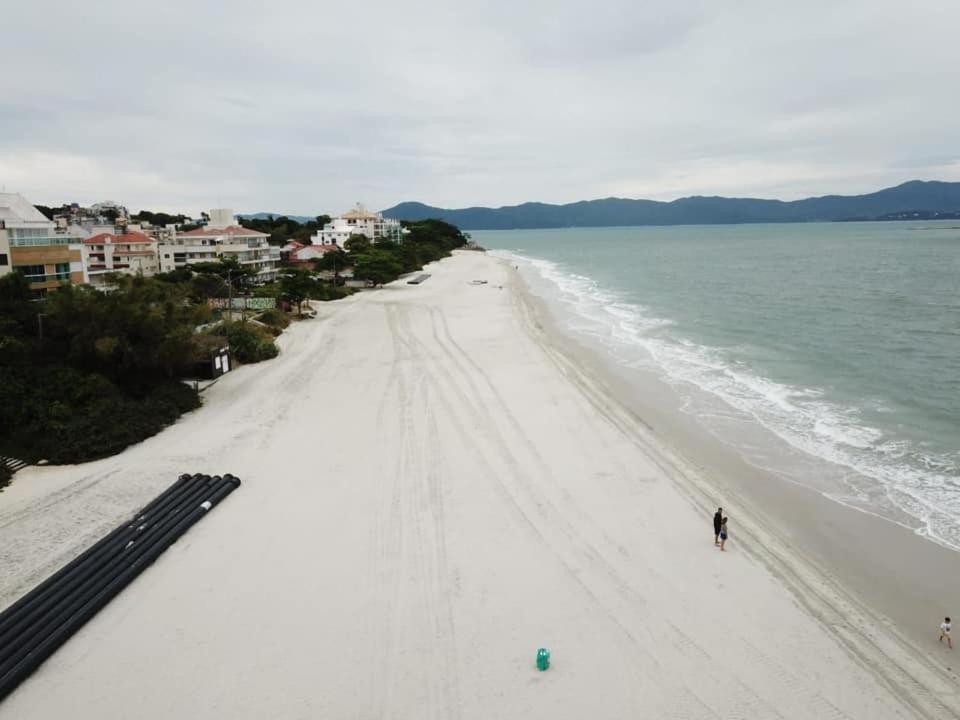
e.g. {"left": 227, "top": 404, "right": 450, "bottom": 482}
{"left": 0, "top": 228, "right": 10, "bottom": 278}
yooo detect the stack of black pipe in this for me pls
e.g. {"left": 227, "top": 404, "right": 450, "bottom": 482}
{"left": 0, "top": 472, "right": 241, "bottom": 703}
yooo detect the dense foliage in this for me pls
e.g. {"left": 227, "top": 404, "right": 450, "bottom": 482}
{"left": 346, "top": 218, "right": 470, "bottom": 286}
{"left": 0, "top": 263, "right": 286, "bottom": 466}
{"left": 0, "top": 273, "right": 205, "bottom": 464}
{"left": 257, "top": 309, "right": 291, "bottom": 331}
{"left": 210, "top": 322, "right": 278, "bottom": 363}
{"left": 238, "top": 214, "right": 332, "bottom": 245}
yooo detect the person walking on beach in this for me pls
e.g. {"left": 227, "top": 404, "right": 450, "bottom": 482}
{"left": 940, "top": 617, "right": 953, "bottom": 649}
{"left": 713, "top": 507, "right": 723, "bottom": 546}
{"left": 719, "top": 516, "right": 729, "bottom": 551}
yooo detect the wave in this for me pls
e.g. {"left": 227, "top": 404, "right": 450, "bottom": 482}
{"left": 496, "top": 250, "right": 960, "bottom": 551}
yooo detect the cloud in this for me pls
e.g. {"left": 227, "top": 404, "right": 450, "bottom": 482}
{"left": 1, "top": 0, "right": 959, "bottom": 213}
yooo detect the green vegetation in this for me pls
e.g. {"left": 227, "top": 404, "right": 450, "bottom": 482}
{"left": 279, "top": 268, "right": 315, "bottom": 316}
{"left": 257, "top": 309, "right": 291, "bottom": 331}
{"left": 0, "top": 261, "right": 287, "bottom": 467}
{"left": 313, "top": 247, "right": 350, "bottom": 283}
{"left": 238, "top": 214, "right": 332, "bottom": 245}
{"left": 210, "top": 322, "right": 278, "bottom": 363}
{"left": 0, "top": 272, "right": 206, "bottom": 464}
{"left": 352, "top": 248, "right": 404, "bottom": 287}
{"left": 344, "top": 219, "right": 470, "bottom": 286}
{"left": 132, "top": 209, "right": 193, "bottom": 226}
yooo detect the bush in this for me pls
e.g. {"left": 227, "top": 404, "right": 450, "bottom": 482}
{"left": 213, "top": 322, "right": 279, "bottom": 364}
{"left": 313, "top": 285, "right": 355, "bottom": 302}
{"left": 257, "top": 308, "right": 291, "bottom": 330}
{"left": 0, "top": 366, "right": 200, "bottom": 464}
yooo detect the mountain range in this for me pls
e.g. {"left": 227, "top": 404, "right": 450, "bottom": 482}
{"left": 380, "top": 180, "right": 960, "bottom": 230}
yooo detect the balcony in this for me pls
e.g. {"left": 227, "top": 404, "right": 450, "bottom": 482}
{"left": 23, "top": 272, "right": 71, "bottom": 283}
{"left": 10, "top": 236, "right": 80, "bottom": 247}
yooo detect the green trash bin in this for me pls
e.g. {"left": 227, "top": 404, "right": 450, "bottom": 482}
{"left": 536, "top": 647, "right": 550, "bottom": 671}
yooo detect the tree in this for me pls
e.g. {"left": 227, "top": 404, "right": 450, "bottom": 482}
{"left": 189, "top": 273, "right": 228, "bottom": 302}
{"left": 188, "top": 257, "right": 255, "bottom": 290}
{"left": 343, "top": 233, "right": 371, "bottom": 254}
{"left": 279, "top": 268, "right": 315, "bottom": 316}
{"left": 132, "top": 209, "right": 190, "bottom": 227}
{"left": 313, "top": 248, "right": 350, "bottom": 284}
{"left": 352, "top": 249, "right": 404, "bottom": 287}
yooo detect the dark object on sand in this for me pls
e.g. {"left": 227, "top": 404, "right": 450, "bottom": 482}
{"left": 0, "top": 473, "right": 241, "bottom": 703}
{"left": 407, "top": 273, "right": 431, "bottom": 284}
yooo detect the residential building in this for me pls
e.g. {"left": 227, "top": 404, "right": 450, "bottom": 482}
{"left": 0, "top": 193, "right": 86, "bottom": 294}
{"left": 312, "top": 203, "right": 403, "bottom": 247}
{"left": 158, "top": 208, "right": 280, "bottom": 283}
{"left": 82, "top": 232, "right": 160, "bottom": 287}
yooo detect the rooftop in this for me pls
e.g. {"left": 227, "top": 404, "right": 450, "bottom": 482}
{"left": 0, "top": 193, "right": 53, "bottom": 225}
{"left": 180, "top": 225, "right": 268, "bottom": 238}
{"left": 340, "top": 203, "right": 380, "bottom": 220}
{"left": 84, "top": 232, "right": 155, "bottom": 245}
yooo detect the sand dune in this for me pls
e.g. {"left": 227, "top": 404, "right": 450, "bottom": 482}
{"left": 0, "top": 251, "right": 955, "bottom": 718}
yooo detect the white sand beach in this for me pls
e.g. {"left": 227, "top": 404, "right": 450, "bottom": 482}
{"left": 1, "top": 250, "right": 958, "bottom": 719}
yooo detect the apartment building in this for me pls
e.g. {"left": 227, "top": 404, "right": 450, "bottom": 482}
{"left": 82, "top": 232, "right": 160, "bottom": 287}
{"left": 158, "top": 209, "right": 280, "bottom": 283}
{"left": 0, "top": 193, "right": 85, "bottom": 294}
{"left": 312, "top": 203, "right": 403, "bottom": 246}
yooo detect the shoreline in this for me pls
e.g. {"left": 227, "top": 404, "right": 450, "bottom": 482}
{"left": 0, "top": 250, "right": 957, "bottom": 718}
{"left": 508, "top": 256, "right": 960, "bottom": 689}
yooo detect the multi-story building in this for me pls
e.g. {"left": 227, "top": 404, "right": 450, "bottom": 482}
{"left": 0, "top": 193, "right": 86, "bottom": 294}
{"left": 82, "top": 232, "right": 160, "bottom": 287}
{"left": 312, "top": 203, "right": 403, "bottom": 246}
{"left": 158, "top": 208, "right": 280, "bottom": 283}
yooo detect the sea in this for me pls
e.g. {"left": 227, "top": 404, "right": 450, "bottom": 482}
{"left": 475, "top": 222, "right": 960, "bottom": 550}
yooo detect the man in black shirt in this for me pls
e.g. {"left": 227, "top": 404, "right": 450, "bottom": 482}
{"left": 714, "top": 507, "right": 723, "bottom": 546}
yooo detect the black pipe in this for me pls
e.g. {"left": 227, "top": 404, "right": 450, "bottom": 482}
{"left": 0, "top": 474, "right": 210, "bottom": 642}
{"left": 0, "top": 476, "right": 227, "bottom": 669}
{"left": 0, "top": 474, "right": 197, "bottom": 627}
{"left": 0, "top": 475, "right": 220, "bottom": 660}
{"left": 0, "top": 475, "right": 239, "bottom": 702}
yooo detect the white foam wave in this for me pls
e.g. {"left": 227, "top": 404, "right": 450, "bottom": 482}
{"left": 497, "top": 250, "right": 960, "bottom": 551}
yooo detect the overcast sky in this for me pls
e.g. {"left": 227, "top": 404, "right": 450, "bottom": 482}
{"left": 2, "top": 0, "right": 959, "bottom": 216}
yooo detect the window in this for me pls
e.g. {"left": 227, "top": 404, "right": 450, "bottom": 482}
{"left": 55, "top": 262, "right": 70, "bottom": 278}
{"left": 0, "top": 253, "right": 7, "bottom": 266}
{"left": 16, "top": 264, "right": 46, "bottom": 279}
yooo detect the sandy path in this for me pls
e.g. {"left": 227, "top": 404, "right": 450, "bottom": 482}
{"left": 0, "top": 251, "right": 952, "bottom": 718}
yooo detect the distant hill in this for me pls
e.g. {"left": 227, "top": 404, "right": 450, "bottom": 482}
{"left": 382, "top": 180, "right": 960, "bottom": 230}
{"left": 238, "top": 212, "right": 317, "bottom": 224}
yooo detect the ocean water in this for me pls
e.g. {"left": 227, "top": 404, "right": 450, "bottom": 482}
{"left": 475, "top": 222, "right": 960, "bottom": 550}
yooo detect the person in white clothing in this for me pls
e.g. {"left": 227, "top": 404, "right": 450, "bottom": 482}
{"left": 940, "top": 617, "right": 952, "bottom": 649}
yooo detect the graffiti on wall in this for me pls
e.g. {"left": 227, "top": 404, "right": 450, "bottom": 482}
{"left": 207, "top": 297, "right": 277, "bottom": 310}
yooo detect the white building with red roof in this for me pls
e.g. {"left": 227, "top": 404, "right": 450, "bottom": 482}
{"left": 280, "top": 240, "right": 341, "bottom": 266}
{"left": 157, "top": 208, "right": 281, "bottom": 283}
{"left": 82, "top": 232, "right": 159, "bottom": 287}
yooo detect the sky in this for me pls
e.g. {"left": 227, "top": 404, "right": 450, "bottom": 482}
{"left": 2, "top": 0, "right": 959, "bottom": 216}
